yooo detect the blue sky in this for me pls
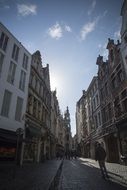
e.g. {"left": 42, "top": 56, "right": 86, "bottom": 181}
{"left": 0, "top": 0, "right": 123, "bottom": 136}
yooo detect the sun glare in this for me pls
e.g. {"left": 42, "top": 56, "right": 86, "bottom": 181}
{"left": 50, "top": 74, "right": 60, "bottom": 91}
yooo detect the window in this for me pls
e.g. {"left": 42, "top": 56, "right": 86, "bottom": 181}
{"left": 35, "top": 78, "right": 38, "bottom": 91}
{"left": 15, "top": 97, "right": 23, "bottom": 121}
{"left": 108, "top": 103, "right": 112, "bottom": 120}
{"left": 30, "top": 73, "right": 34, "bottom": 86}
{"left": 19, "top": 70, "right": 26, "bottom": 91}
{"left": 102, "top": 107, "right": 106, "bottom": 123}
{"left": 112, "top": 77, "right": 117, "bottom": 89}
{"left": 39, "top": 82, "right": 41, "bottom": 95}
{"left": 0, "top": 32, "right": 9, "bottom": 51}
{"left": 122, "top": 99, "right": 127, "bottom": 112}
{"left": 1, "top": 90, "right": 12, "bottom": 117}
{"left": 22, "top": 53, "right": 28, "bottom": 70}
{"left": 0, "top": 51, "right": 4, "bottom": 76}
{"left": 117, "top": 70, "right": 124, "bottom": 83}
{"left": 105, "top": 83, "right": 108, "bottom": 96}
{"left": 93, "top": 98, "right": 96, "bottom": 109}
{"left": 121, "top": 89, "right": 127, "bottom": 99}
{"left": 96, "top": 94, "right": 99, "bottom": 106}
{"left": 98, "top": 112, "right": 101, "bottom": 126}
{"left": 12, "top": 44, "right": 19, "bottom": 62}
{"left": 94, "top": 115, "right": 98, "bottom": 128}
{"left": 7, "top": 61, "right": 16, "bottom": 84}
{"left": 100, "top": 88, "right": 103, "bottom": 100}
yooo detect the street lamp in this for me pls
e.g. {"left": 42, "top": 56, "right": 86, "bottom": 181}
{"left": 13, "top": 128, "right": 24, "bottom": 179}
{"left": 15, "top": 128, "right": 24, "bottom": 165}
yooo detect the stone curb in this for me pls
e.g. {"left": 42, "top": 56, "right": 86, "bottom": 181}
{"left": 48, "top": 159, "right": 63, "bottom": 190}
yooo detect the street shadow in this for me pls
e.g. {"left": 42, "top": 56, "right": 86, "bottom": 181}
{"left": 61, "top": 159, "right": 127, "bottom": 190}
{"left": 78, "top": 159, "right": 127, "bottom": 190}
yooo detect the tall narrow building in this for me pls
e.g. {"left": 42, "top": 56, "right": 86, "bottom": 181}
{"left": 0, "top": 22, "right": 31, "bottom": 164}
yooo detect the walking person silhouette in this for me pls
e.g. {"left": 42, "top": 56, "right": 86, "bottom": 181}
{"left": 95, "top": 142, "right": 109, "bottom": 179}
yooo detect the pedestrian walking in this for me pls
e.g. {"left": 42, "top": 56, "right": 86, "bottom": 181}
{"left": 95, "top": 142, "right": 109, "bottom": 179}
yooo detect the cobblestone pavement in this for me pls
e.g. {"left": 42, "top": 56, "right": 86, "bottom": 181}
{"left": 0, "top": 159, "right": 62, "bottom": 190}
{"left": 80, "top": 158, "right": 127, "bottom": 186}
{"left": 58, "top": 158, "right": 127, "bottom": 190}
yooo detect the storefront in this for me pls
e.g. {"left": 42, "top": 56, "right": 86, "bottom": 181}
{"left": 116, "top": 118, "right": 127, "bottom": 164}
{"left": 0, "top": 128, "right": 22, "bottom": 162}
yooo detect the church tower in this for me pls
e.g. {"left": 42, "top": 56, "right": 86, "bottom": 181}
{"left": 64, "top": 107, "right": 72, "bottom": 153}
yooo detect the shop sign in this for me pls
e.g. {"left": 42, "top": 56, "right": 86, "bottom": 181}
{"left": 0, "top": 147, "right": 16, "bottom": 158}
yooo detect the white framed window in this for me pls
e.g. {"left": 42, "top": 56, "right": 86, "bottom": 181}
{"left": 0, "top": 51, "right": 4, "bottom": 77}
{"left": 22, "top": 53, "right": 28, "bottom": 70}
{"left": 15, "top": 96, "right": 23, "bottom": 121}
{"left": 1, "top": 89, "right": 12, "bottom": 117}
{"left": 0, "top": 32, "right": 9, "bottom": 52}
{"left": 12, "top": 44, "right": 19, "bottom": 62}
{"left": 7, "top": 61, "right": 16, "bottom": 84}
{"left": 19, "top": 70, "right": 26, "bottom": 91}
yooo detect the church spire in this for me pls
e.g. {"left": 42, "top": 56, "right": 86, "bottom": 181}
{"left": 64, "top": 106, "right": 71, "bottom": 129}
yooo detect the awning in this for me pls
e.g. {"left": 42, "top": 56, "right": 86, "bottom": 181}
{"left": 0, "top": 128, "right": 18, "bottom": 145}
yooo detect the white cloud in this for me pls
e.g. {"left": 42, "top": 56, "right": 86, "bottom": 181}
{"left": 88, "top": 0, "right": 96, "bottom": 16}
{"left": 65, "top": 25, "right": 72, "bottom": 32}
{"left": 114, "top": 30, "right": 121, "bottom": 40}
{"left": 4, "top": 5, "right": 10, "bottom": 9}
{"left": 80, "top": 19, "right": 98, "bottom": 40}
{"left": 17, "top": 4, "right": 37, "bottom": 16}
{"left": 48, "top": 23, "right": 63, "bottom": 40}
{"left": 47, "top": 23, "right": 72, "bottom": 40}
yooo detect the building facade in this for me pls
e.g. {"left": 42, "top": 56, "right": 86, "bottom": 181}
{"left": 24, "top": 50, "right": 51, "bottom": 163}
{"left": 0, "top": 22, "right": 31, "bottom": 164}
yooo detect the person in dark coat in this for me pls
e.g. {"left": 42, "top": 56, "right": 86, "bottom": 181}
{"left": 95, "top": 142, "right": 109, "bottom": 179}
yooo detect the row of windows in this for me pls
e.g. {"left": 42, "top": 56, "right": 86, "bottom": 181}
{"left": 30, "top": 73, "right": 51, "bottom": 108}
{"left": 92, "top": 94, "right": 99, "bottom": 111}
{"left": 0, "top": 51, "right": 26, "bottom": 91}
{"left": 100, "top": 69, "right": 125, "bottom": 101}
{"left": 94, "top": 111, "right": 101, "bottom": 129}
{"left": 111, "top": 69, "right": 124, "bottom": 89}
{"left": 1, "top": 89, "right": 23, "bottom": 121}
{"left": 0, "top": 32, "right": 29, "bottom": 70}
{"left": 114, "top": 89, "right": 127, "bottom": 117}
{"left": 102, "top": 103, "right": 112, "bottom": 124}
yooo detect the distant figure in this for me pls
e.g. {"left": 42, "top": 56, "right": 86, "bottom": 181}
{"left": 95, "top": 143, "right": 109, "bottom": 179}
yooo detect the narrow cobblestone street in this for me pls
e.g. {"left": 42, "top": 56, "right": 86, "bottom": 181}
{"left": 58, "top": 158, "right": 127, "bottom": 190}
{"left": 0, "top": 158, "right": 127, "bottom": 190}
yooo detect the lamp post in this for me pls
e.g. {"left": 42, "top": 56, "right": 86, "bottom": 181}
{"left": 13, "top": 128, "right": 24, "bottom": 179}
